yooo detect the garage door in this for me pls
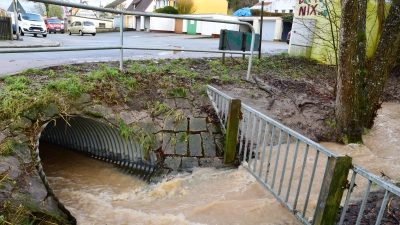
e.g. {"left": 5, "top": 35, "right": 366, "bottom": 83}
{"left": 261, "top": 20, "right": 275, "bottom": 41}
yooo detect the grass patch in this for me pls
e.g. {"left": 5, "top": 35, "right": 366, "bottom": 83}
{"left": 0, "top": 140, "right": 16, "bottom": 156}
{"left": 168, "top": 87, "right": 187, "bottom": 98}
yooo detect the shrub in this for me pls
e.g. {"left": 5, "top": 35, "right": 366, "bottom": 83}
{"left": 155, "top": 6, "right": 178, "bottom": 14}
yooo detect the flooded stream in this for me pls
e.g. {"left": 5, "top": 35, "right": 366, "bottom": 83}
{"left": 39, "top": 103, "right": 400, "bottom": 225}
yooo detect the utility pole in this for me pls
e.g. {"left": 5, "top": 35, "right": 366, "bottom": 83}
{"left": 258, "top": 1, "right": 264, "bottom": 59}
{"left": 13, "top": 0, "right": 21, "bottom": 40}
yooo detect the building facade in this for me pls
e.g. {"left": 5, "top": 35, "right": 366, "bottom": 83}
{"left": 251, "top": 0, "right": 296, "bottom": 13}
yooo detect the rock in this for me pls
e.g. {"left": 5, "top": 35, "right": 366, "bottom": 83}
{"left": 163, "top": 116, "right": 176, "bottom": 131}
{"left": 207, "top": 123, "right": 222, "bottom": 133}
{"left": 164, "top": 157, "right": 181, "bottom": 171}
{"left": 9, "top": 117, "right": 32, "bottom": 131}
{"left": 16, "top": 133, "right": 29, "bottom": 144}
{"left": 181, "top": 157, "right": 198, "bottom": 171}
{"left": 14, "top": 144, "right": 32, "bottom": 164}
{"left": 119, "top": 111, "right": 136, "bottom": 125}
{"left": 149, "top": 167, "right": 170, "bottom": 183}
{"left": 43, "top": 104, "right": 59, "bottom": 118}
{"left": 0, "top": 131, "right": 6, "bottom": 143}
{"left": 200, "top": 157, "right": 222, "bottom": 168}
{"left": 104, "top": 113, "right": 119, "bottom": 125}
{"left": 174, "top": 118, "right": 188, "bottom": 132}
{"left": 188, "top": 134, "right": 202, "bottom": 156}
{"left": 84, "top": 105, "right": 113, "bottom": 117}
{"left": 162, "top": 133, "right": 175, "bottom": 154}
{"left": 151, "top": 133, "right": 163, "bottom": 150}
{"left": 201, "top": 132, "right": 216, "bottom": 157}
{"left": 0, "top": 156, "right": 21, "bottom": 180}
{"left": 175, "top": 132, "right": 188, "bottom": 155}
{"left": 76, "top": 93, "right": 91, "bottom": 104}
{"left": 175, "top": 98, "right": 191, "bottom": 109}
{"left": 189, "top": 117, "right": 207, "bottom": 132}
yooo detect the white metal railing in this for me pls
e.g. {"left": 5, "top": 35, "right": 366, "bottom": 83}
{"left": 338, "top": 165, "right": 400, "bottom": 225}
{"left": 207, "top": 85, "right": 400, "bottom": 225}
{"left": 206, "top": 85, "right": 233, "bottom": 133}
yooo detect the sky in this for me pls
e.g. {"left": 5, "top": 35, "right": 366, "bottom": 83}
{"left": 0, "top": 0, "right": 113, "bottom": 13}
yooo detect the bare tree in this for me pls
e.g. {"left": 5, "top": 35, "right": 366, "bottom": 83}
{"left": 176, "top": 0, "right": 196, "bottom": 14}
{"left": 22, "top": 0, "right": 65, "bottom": 18}
{"left": 336, "top": 0, "right": 400, "bottom": 143}
{"left": 32, "top": 3, "right": 63, "bottom": 18}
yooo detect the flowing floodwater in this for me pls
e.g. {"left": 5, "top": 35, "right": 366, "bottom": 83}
{"left": 39, "top": 103, "right": 400, "bottom": 225}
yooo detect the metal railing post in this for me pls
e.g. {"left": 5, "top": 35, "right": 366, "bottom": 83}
{"left": 312, "top": 156, "right": 352, "bottom": 225}
{"left": 224, "top": 99, "right": 241, "bottom": 165}
{"left": 120, "top": 13, "right": 124, "bottom": 72}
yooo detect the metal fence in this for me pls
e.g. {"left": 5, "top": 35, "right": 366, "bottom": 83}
{"left": 338, "top": 165, "right": 400, "bottom": 225}
{"left": 207, "top": 85, "right": 400, "bottom": 225}
{"left": 0, "top": 0, "right": 257, "bottom": 80}
{"left": 0, "top": 16, "right": 12, "bottom": 41}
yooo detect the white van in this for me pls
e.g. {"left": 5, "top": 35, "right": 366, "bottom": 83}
{"left": 17, "top": 13, "right": 47, "bottom": 37}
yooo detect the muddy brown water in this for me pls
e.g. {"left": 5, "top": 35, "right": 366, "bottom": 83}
{"left": 39, "top": 103, "right": 400, "bottom": 225}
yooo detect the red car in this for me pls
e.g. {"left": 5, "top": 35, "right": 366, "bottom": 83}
{"left": 286, "top": 31, "right": 291, "bottom": 44}
{"left": 44, "top": 18, "right": 64, "bottom": 34}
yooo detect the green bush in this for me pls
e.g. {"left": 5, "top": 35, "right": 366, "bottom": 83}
{"left": 155, "top": 6, "right": 178, "bottom": 14}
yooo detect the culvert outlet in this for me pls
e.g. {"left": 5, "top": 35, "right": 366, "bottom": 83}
{"left": 38, "top": 116, "right": 158, "bottom": 178}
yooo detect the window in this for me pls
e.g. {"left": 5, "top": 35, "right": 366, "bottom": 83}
{"left": 83, "top": 21, "right": 94, "bottom": 26}
{"left": 282, "top": 10, "right": 285, "bottom": 13}
{"left": 289, "top": 9, "right": 293, "bottom": 13}
{"left": 99, "top": 23, "right": 105, "bottom": 28}
{"left": 275, "top": 10, "right": 278, "bottom": 13}
{"left": 173, "top": 0, "right": 176, "bottom": 7}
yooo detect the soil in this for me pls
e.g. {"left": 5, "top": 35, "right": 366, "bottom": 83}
{"left": 335, "top": 190, "right": 400, "bottom": 225}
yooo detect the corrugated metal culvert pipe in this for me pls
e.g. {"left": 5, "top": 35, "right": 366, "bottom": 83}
{"left": 39, "top": 116, "right": 158, "bottom": 179}
{"left": 34, "top": 116, "right": 161, "bottom": 224}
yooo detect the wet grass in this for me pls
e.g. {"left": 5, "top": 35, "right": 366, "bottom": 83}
{"left": 0, "top": 54, "right": 337, "bottom": 122}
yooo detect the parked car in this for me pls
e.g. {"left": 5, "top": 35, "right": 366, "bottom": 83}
{"left": 17, "top": 13, "right": 47, "bottom": 37}
{"left": 44, "top": 18, "right": 64, "bottom": 34}
{"left": 286, "top": 31, "right": 291, "bottom": 44}
{"left": 12, "top": 23, "right": 16, "bottom": 34}
{"left": 68, "top": 21, "right": 96, "bottom": 36}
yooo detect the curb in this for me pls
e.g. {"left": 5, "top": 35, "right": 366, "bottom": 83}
{"left": 0, "top": 41, "right": 61, "bottom": 48}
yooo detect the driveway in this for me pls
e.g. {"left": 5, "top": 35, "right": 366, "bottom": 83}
{"left": 0, "top": 31, "right": 288, "bottom": 76}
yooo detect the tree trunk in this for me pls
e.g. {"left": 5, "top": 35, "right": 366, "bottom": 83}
{"left": 336, "top": 1, "right": 400, "bottom": 143}
{"left": 362, "top": 4, "right": 400, "bottom": 128}
{"left": 45, "top": 3, "right": 50, "bottom": 18}
{"left": 336, "top": 0, "right": 367, "bottom": 143}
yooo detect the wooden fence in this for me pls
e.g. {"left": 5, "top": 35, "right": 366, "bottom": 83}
{"left": 0, "top": 15, "right": 12, "bottom": 41}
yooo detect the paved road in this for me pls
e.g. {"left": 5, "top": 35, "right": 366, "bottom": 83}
{"left": 0, "top": 31, "right": 288, "bottom": 76}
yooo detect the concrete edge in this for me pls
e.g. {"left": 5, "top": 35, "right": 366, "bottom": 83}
{"left": 0, "top": 41, "right": 61, "bottom": 48}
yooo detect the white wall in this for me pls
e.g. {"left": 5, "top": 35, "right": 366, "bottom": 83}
{"left": 239, "top": 16, "right": 284, "bottom": 41}
{"left": 182, "top": 19, "right": 187, "bottom": 33}
{"left": 182, "top": 14, "right": 240, "bottom": 36}
{"left": 272, "top": 0, "right": 296, "bottom": 13}
{"left": 67, "top": 15, "right": 113, "bottom": 28}
{"left": 155, "top": 0, "right": 171, "bottom": 9}
{"left": 255, "top": 0, "right": 296, "bottom": 13}
{"left": 150, "top": 17, "right": 175, "bottom": 31}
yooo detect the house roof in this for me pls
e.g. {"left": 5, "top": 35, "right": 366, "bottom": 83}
{"left": 105, "top": 0, "right": 126, "bottom": 8}
{"left": 126, "top": 0, "right": 153, "bottom": 12}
